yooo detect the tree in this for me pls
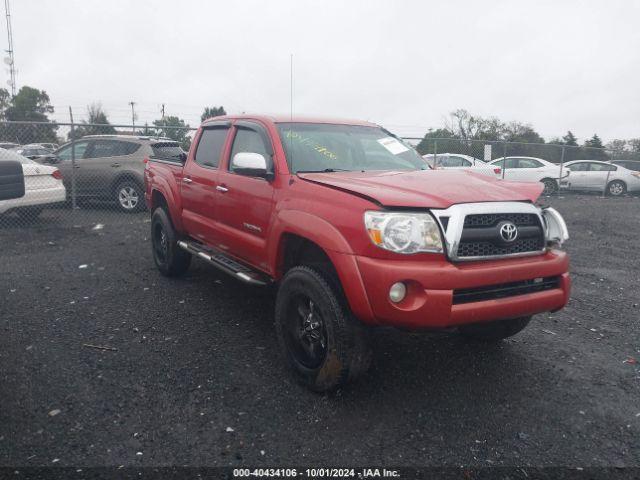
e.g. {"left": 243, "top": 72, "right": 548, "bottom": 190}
{"left": 0, "top": 88, "right": 11, "bottom": 120}
{"left": 582, "top": 134, "right": 607, "bottom": 160}
{"left": 1, "top": 86, "right": 57, "bottom": 143}
{"left": 584, "top": 134, "right": 603, "bottom": 149}
{"left": 69, "top": 103, "right": 117, "bottom": 140}
{"left": 201, "top": 106, "right": 226, "bottom": 122}
{"left": 153, "top": 116, "right": 191, "bottom": 150}
{"left": 562, "top": 131, "right": 578, "bottom": 146}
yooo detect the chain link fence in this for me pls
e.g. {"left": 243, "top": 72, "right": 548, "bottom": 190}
{"left": 1, "top": 121, "right": 639, "bottom": 231}
{"left": 405, "top": 137, "right": 640, "bottom": 197}
{"left": 0, "top": 121, "right": 196, "bottom": 228}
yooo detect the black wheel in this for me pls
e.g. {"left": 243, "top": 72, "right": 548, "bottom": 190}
{"left": 458, "top": 316, "right": 532, "bottom": 342}
{"left": 275, "top": 266, "right": 371, "bottom": 392}
{"left": 115, "top": 180, "right": 144, "bottom": 213}
{"left": 541, "top": 178, "right": 558, "bottom": 195}
{"left": 607, "top": 180, "right": 626, "bottom": 197}
{"left": 151, "top": 207, "right": 191, "bottom": 277}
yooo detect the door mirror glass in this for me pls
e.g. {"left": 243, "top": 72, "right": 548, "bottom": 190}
{"left": 231, "top": 152, "right": 270, "bottom": 178}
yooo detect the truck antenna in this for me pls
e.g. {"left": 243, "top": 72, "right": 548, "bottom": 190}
{"left": 289, "top": 53, "right": 294, "bottom": 174}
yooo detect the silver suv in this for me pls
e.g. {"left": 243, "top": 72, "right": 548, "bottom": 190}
{"left": 54, "top": 135, "right": 185, "bottom": 212}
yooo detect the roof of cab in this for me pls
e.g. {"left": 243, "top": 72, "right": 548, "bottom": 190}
{"left": 201, "top": 114, "right": 378, "bottom": 128}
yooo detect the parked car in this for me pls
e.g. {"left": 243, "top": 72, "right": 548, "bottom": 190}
{"left": 561, "top": 160, "right": 640, "bottom": 196}
{"left": 11, "top": 144, "right": 58, "bottom": 164}
{"left": 53, "top": 135, "right": 185, "bottom": 213}
{"left": 37, "top": 142, "right": 59, "bottom": 151}
{"left": 0, "top": 148, "right": 66, "bottom": 220}
{"left": 0, "top": 142, "right": 21, "bottom": 150}
{"left": 489, "top": 156, "right": 568, "bottom": 194}
{"left": 422, "top": 153, "right": 501, "bottom": 177}
{"left": 0, "top": 159, "right": 25, "bottom": 201}
{"left": 611, "top": 159, "right": 640, "bottom": 172}
{"left": 145, "top": 115, "right": 570, "bottom": 392}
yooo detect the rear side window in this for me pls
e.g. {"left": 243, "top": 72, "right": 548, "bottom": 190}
{"left": 87, "top": 140, "right": 139, "bottom": 158}
{"left": 589, "top": 163, "right": 616, "bottom": 172}
{"left": 441, "top": 156, "right": 470, "bottom": 167}
{"left": 194, "top": 127, "right": 229, "bottom": 168}
{"left": 151, "top": 142, "right": 183, "bottom": 160}
{"left": 517, "top": 158, "right": 542, "bottom": 168}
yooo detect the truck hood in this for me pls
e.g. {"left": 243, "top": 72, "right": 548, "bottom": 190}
{"left": 297, "top": 170, "right": 543, "bottom": 209}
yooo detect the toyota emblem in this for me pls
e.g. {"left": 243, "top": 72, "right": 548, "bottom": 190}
{"left": 499, "top": 222, "right": 518, "bottom": 242}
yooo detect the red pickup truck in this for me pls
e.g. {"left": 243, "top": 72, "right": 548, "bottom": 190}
{"left": 144, "top": 115, "right": 570, "bottom": 392}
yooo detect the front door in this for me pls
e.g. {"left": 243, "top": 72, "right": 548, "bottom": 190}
{"left": 55, "top": 140, "right": 90, "bottom": 195}
{"left": 180, "top": 124, "right": 231, "bottom": 245}
{"left": 215, "top": 122, "right": 276, "bottom": 271}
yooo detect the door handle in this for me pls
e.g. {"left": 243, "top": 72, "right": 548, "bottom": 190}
{"left": 73, "top": 165, "right": 80, "bottom": 169}
{"left": 182, "top": 177, "right": 193, "bottom": 184}
{"left": 111, "top": 163, "right": 121, "bottom": 168}
{"left": 216, "top": 185, "right": 229, "bottom": 192}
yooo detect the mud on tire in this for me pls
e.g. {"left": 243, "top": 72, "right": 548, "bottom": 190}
{"left": 275, "top": 266, "right": 371, "bottom": 392}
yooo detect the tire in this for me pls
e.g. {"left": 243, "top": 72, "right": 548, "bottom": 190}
{"left": 607, "top": 180, "right": 626, "bottom": 197}
{"left": 458, "top": 316, "right": 532, "bottom": 342}
{"left": 541, "top": 178, "right": 558, "bottom": 195}
{"left": 151, "top": 207, "right": 191, "bottom": 277}
{"left": 115, "top": 180, "right": 144, "bottom": 213}
{"left": 275, "top": 266, "right": 371, "bottom": 392}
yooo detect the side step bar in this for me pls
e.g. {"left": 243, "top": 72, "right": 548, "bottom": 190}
{"left": 177, "top": 240, "right": 271, "bottom": 286}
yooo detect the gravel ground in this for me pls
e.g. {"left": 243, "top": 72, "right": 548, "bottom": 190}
{"left": 0, "top": 194, "right": 639, "bottom": 468}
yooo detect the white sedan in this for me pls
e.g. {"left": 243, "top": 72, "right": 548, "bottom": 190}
{"left": 0, "top": 148, "right": 66, "bottom": 219}
{"left": 561, "top": 160, "right": 640, "bottom": 196}
{"left": 422, "top": 153, "right": 501, "bottom": 177}
{"left": 489, "top": 156, "right": 568, "bottom": 194}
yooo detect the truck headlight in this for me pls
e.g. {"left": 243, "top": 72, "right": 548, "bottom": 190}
{"left": 364, "top": 211, "right": 443, "bottom": 254}
{"left": 542, "top": 207, "right": 569, "bottom": 247}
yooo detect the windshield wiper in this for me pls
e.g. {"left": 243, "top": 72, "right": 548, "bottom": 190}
{"left": 296, "top": 168, "right": 351, "bottom": 173}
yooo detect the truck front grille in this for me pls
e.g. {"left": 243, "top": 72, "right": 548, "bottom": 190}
{"left": 456, "top": 212, "right": 545, "bottom": 259}
{"left": 452, "top": 276, "right": 561, "bottom": 304}
{"left": 457, "top": 237, "right": 543, "bottom": 257}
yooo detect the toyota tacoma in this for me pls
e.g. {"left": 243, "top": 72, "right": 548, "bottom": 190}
{"left": 144, "top": 115, "right": 570, "bottom": 392}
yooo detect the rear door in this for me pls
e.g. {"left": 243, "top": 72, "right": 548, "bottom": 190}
{"left": 586, "top": 162, "right": 616, "bottom": 190}
{"left": 215, "top": 121, "right": 276, "bottom": 270}
{"left": 180, "top": 123, "right": 231, "bottom": 245}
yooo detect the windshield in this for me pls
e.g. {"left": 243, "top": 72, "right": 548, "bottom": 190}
{"left": 277, "top": 123, "right": 427, "bottom": 173}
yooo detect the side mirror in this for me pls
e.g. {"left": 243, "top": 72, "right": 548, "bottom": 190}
{"left": 178, "top": 152, "right": 187, "bottom": 163}
{"left": 0, "top": 160, "right": 26, "bottom": 200}
{"left": 231, "top": 152, "right": 271, "bottom": 179}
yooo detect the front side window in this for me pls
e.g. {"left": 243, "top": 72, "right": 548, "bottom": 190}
{"left": 568, "top": 163, "right": 589, "bottom": 171}
{"left": 194, "top": 127, "right": 229, "bottom": 168}
{"left": 277, "top": 123, "right": 426, "bottom": 173}
{"left": 56, "top": 141, "right": 89, "bottom": 161}
{"left": 230, "top": 127, "right": 271, "bottom": 172}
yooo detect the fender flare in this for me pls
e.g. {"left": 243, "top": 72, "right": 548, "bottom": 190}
{"left": 150, "top": 180, "right": 184, "bottom": 232}
{"left": 268, "top": 209, "right": 375, "bottom": 323}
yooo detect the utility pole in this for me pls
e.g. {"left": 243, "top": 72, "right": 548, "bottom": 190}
{"left": 161, "top": 103, "right": 165, "bottom": 120}
{"left": 4, "top": 0, "right": 16, "bottom": 97}
{"left": 129, "top": 101, "right": 136, "bottom": 134}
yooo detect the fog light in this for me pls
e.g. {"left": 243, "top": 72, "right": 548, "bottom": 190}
{"left": 389, "top": 282, "right": 407, "bottom": 303}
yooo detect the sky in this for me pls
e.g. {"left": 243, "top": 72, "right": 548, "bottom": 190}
{"left": 3, "top": 0, "right": 639, "bottom": 143}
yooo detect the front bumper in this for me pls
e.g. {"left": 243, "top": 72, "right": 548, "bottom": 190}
{"left": 354, "top": 250, "right": 570, "bottom": 329}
